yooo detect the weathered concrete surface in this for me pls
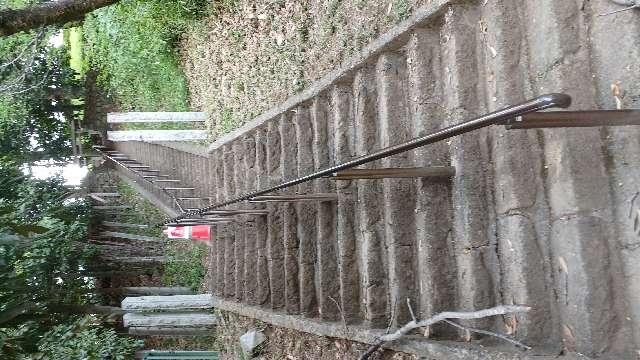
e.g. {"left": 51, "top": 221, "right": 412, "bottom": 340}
{"left": 128, "top": 327, "right": 213, "bottom": 336}
{"left": 123, "top": 312, "right": 217, "bottom": 328}
{"left": 209, "top": 294, "right": 585, "bottom": 360}
{"left": 113, "top": 0, "right": 640, "bottom": 358}
{"left": 121, "top": 294, "right": 213, "bottom": 311}
{"left": 107, "top": 112, "right": 206, "bottom": 123}
{"left": 107, "top": 130, "right": 207, "bottom": 142}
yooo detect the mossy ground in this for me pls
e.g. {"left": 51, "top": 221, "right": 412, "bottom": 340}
{"left": 179, "top": 0, "right": 427, "bottom": 138}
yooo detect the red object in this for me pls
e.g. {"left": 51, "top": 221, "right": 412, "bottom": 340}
{"left": 163, "top": 225, "right": 211, "bottom": 241}
{"left": 190, "top": 225, "right": 211, "bottom": 240}
{"left": 164, "top": 226, "right": 188, "bottom": 239}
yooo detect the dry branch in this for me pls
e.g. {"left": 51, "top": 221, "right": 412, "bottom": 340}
{"left": 329, "top": 296, "right": 349, "bottom": 336}
{"left": 442, "top": 319, "right": 531, "bottom": 350}
{"left": 359, "top": 304, "right": 531, "bottom": 360}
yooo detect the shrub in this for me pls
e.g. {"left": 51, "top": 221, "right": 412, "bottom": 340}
{"left": 37, "top": 317, "right": 143, "bottom": 360}
{"left": 83, "top": 0, "right": 211, "bottom": 111}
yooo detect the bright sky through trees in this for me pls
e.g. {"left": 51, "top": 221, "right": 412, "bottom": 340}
{"left": 22, "top": 161, "right": 87, "bottom": 185}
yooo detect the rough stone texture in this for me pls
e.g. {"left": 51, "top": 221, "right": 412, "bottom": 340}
{"left": 254, "top": 129, "right": 271, "bottom": 306}
{"left": 295, "top": 106, "right": 318, "bottom": 317}
{"left": 266, "top": 120, "right": 285, "bottom": 309}
{"left": 209, "top": 294, "right": 585, "bottom": 360}
{"left": 310, "top": 95, "right": 339, "bottom": 322}
{"left": 243, "top": 136, "right": 258, "bottom": 305}
{"left": 332, "top": 84, "right": 361, "bottom": 324}
{"left": 222, "top": 145, "right": 237, "bottom": 299}
{"left": 214, "top": 153, "right": 226, "bottom": 297}
{"left": 480, "top": 0, "right": 554, "bottom": 346}
{"left": 352, "top": 67, "right": 388, "bottom": 328}
{"left": 233, "top": 141, "right": 246, "bottom": 302}
{"left": 590, "top": 12, "right": 640, "bottom": 351}
{"left": 239, "top": 329, "right": 266, "bottom": 356}
{"left": 376, "top": 52, "right": 417, "bottom": 327}
{"left": 522, "top": 1, "right": 630, "bottom": 356}
{"left": 113, "top": 0, "right": 640, "bottom": 357}
{"left": 440, "top": 4, "right": 495, "bottom": 333}
{"left": 407, "top": 27, "right": 456, "bottom": 335}
{"left": 280, "top": 114, "right": 300, "bottom": 315}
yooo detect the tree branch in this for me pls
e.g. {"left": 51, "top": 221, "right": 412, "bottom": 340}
{"left": 359, "top": 305, "right": 531, "bottom": 360}
{"left": 442, "top": 319, "right": 531, "bottom": 350}
{"left": 0, "top": 302, "right": 39, "bottom": 325}
{"left": 3, "top": 66, "right": 51, "bottom": 96}
{"left": 0, "top": 29, "right": 44, "bottom": 69}
{"left": 0, "top": 0, "right": 120, "bottom": 37}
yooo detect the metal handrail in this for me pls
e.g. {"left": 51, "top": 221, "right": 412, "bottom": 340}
{"left": 93, "top": 147, "right": 185, "bottom": 213}
{"left": 162, "top": 93, "right": 572, "bottom": 225}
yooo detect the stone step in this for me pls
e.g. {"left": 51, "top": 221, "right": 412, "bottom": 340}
{"left": 311, "top": 95, "right": 339, "bottom": 322}
{"left": 332, "top": 83, "right": 361, "bottom": 324}
{"left": 106, "top": 0, "right": 640, "bottom": 355}
{"left": 295, "top": 105, "right": 318, "bottom": 317}
{"left": 352, "top": 66, "right": 388, "bottom": 328}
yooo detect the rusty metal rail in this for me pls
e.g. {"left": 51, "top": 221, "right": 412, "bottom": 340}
{"left": 506, "top": 110, "right": 640, "bottom": 129}
{"left": 162, "top": 93, "right": 572, "bottom": 225}
{"left": 328, "top": 167, "right": 455, "bottom": 180}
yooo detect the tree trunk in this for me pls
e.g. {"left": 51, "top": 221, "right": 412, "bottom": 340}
{"left": 0, "top": 0, "right": 120, "bottom": 37}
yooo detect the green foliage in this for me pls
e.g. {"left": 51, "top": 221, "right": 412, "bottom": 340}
{"left": 0, "top": 172, "right": 93, "bottom": 299}
{"left": 113, "top": 181, "right": 165, "bottom": 237}
{"left": 83, "top": 0, "right": 211, "bottom": 111}
{"left": 0, "top": 0, "right": 38, "bottom": 9}
{"left": 0, "top": 164, "right": 98, "bottom": 356}
{"left": 393, "top": 0, "right": 411, "bottom": 21}
{"left": 218, "top": 107, "right": 238, "bottom": 135}
{"left": 386, "top": 0, "right": 411, "bottom": 23}
{"left": 109, "top": 181, "right": 206, "bottom": 291}
{"left": 37, "top": 317, "right": 142, "bottom": 360}
{"left": 163, "top": 242, "right": 206, "bottom": 291}
{"left": 64, "top": 27, "right": 84, "bottom": 76}
{"left": 0, "top": 29, "right": 82, "bottom": 164}
{"left": 0, "top": 96, "right": 29, "bottom": 161}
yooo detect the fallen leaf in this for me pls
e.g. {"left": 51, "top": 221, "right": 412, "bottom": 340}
{"left": 558, "top": 256, "right": 568, "bottom": 274}
{"left": 463, "top": 328, "right": 472, "bottom": 342}
{"left": 423, "top": 325, "right": 431, "bottom": 338}
{"left": 487, "top": 44, "right": 497, "bottom": 58}
{"left": 334, "top": 340, "right": 343, "bottom": 350}
{"left": 478, "top": 20, "right": 488, "bottom": 33}
{"left": 274, "top": 32, "right": 285, "bottom": 46}
{"left": 611, "top": 81, "right": 624, "bottom": 109}
{"left": 504, "top": 315, "right": 518, "bottom": 335}
{"left": 487, "top": 70, "right": 495, "bottom": 82}
{"left": 562, "top": 324, "right": 577, "bottom": 352}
